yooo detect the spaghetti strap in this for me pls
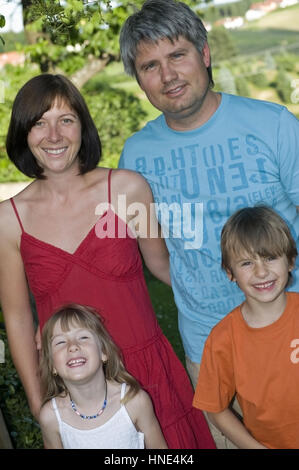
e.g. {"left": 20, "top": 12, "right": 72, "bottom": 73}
{"left": 120, "top": 383, "right": 127, "bottom": 403}
{"left": 51, "top": 398, "right": 62, "bottom": 426}
{"left": 107, "top": 169, "right": 113, "bottom": 204}
{"left": 10, "top": 198, "right": 25, "bottom": 233}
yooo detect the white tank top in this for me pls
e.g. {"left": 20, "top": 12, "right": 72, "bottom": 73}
{"left": 52, "top": 383, "right": 144, "bottom": 449}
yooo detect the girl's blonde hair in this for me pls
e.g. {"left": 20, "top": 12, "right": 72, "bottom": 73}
{"left": 40, "top": 304, "right": 140, "bottom": 405}
{"left": 221, "top": 205, "right": 297, "bottom": 284}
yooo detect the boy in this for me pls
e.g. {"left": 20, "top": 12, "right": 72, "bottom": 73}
{"left": 193, "top": 206, "right": 299, "bottom": 449}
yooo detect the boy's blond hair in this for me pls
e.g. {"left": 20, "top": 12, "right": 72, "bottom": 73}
{"left": 221, "top": 206, "right": 297, "bottom": 282}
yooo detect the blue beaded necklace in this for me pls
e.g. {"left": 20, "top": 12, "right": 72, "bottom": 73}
{"left": 70, "top": 377, "right": 108, "bottom": 420}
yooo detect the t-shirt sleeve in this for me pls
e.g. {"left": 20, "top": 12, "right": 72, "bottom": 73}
{"left": 193, "top": 323, "right": 236, "bottom": 413}
{"left": 277, "top": 108, "right": 299, "bottom": 206}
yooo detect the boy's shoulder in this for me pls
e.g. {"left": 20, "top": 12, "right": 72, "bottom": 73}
{"left": 286, "top": 291, "right": 299, "bottom": 310}
{"left": 211, "top": 305, "right": 240, "bottom": 334}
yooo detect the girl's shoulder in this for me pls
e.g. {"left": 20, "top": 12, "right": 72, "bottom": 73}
{"left": 39, "top": 395, "right": 68, "bottom": 425}
{"left": 124, "top": 388, "right": 153, "bottom": 419}
{"left": 39, "top": 399, "right": 59, "bottom": 430}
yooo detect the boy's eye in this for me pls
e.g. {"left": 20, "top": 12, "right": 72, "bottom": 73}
{"left": 241, "top": 261, "right": 251, "bottom": 267}
{"left": 265, "top": 256, "right": 277, "bottom": 262}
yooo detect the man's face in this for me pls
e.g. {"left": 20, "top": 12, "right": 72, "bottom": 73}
{"left": 135, "top": 36, "right": 212, "bottom": 130}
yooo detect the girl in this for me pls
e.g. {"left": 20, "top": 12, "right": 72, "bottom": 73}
{"left": 39, "top": 303, "right": 168, "bottom": 449}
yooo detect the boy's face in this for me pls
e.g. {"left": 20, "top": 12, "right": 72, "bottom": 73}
{"left": 227, "top": 253, "right": 294, "bottom": 306}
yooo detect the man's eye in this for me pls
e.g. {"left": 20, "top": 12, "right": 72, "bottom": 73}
{"left": 144, "top": 63, "right": 156, "bottom": 71}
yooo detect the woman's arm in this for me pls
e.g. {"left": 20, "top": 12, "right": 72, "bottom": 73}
{"left": 207, "top": 408, "right": 267, "bottom": 449}
{"left": 115, "top": 170, "right": 171, "bottom": 286}
{"left": 0, "top": 203, "right": 42, "bottom": 419}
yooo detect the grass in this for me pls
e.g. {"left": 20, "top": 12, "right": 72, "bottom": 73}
{"left": 231, "top": 28, "right": 299, "bottom": 56}
{"left": 231, "top": 4, "right": 299, "bottom": 56}
{"left": 253, "top": 4, "right": 299, "bottom": 31}
{"left": 145, "top": 269, "right": 184, "bottom": 363}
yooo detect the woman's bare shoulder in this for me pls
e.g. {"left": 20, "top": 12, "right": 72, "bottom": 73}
{"left": 111, "top": 168, "right": 152, "bottom": 200}
{"left": 0, "top": 198, "right": 17, "bottom": 236}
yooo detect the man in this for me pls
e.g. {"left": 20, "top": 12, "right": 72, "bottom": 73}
{"left": 118, "top": 0, "right": 299, "bottom": 388}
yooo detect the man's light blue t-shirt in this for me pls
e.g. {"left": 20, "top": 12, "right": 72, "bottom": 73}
{"left": 119, "top": 93, "right": 299, "bottom": 362}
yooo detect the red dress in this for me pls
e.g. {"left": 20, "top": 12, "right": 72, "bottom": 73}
{"left": 10, "top": 170, "right": 215, "bottom": 449}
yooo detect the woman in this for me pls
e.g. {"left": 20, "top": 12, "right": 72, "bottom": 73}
{"left": 0, "top": 74, "right": 214, "bottom": 448}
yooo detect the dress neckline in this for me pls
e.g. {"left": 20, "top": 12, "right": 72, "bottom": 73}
{"left": 20, "top": 211, "right": 108, "bottom": 257}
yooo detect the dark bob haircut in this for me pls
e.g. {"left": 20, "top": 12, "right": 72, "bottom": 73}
{"left": 6, "top": 74, "right": 101, "bottom": 179}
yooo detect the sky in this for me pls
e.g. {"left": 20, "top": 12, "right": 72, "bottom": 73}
{"left": 0, "top": 1, "right": 23, "bottom": 33}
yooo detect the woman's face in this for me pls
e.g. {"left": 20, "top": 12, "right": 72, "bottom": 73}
{"left": 27, "top": 99, "right": 82, "bottom": 176}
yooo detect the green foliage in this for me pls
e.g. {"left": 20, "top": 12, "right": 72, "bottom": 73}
{"left": 235, "top": 75, "right": 251, "bottom": 97}
{"left": 0, "top": 31, "right": 26, "bottom": 53}
{"left": 275, "top": 53, "right": 298, "bottom": 73}
{"left": 249, "top": 71, "right": 268, "bottom": 88}
{"left": 208, "top": 27, "right": 238, "bottom": 63}
{"left": 275, "top": 69, "right": 292, "bottom": 103}
{"left": 83, "top": 80, "right": 146, "bottom": 166}
{"left": 0, "top": 326, "right": 43, "bottom": 448}
{"left": 0, "top": 14, "right": 5, "bottom": 45}
{"left": 0, "top": 64, "right": 37, "bottom": 182}
{"left": 216, "top": 66, "right": 236, "bottom": 94}
{"left": 22, "top": 0, "right": 128, "bottom": 73}
{"left": 264, "top": 51, "right": 276, "bottom": 71}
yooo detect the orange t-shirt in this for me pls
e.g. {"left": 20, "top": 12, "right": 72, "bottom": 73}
{"left": 193, "top": 292, "right": 299, "bottom": 449}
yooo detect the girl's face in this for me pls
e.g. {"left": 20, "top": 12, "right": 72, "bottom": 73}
{"left": 50, "top": 319, "right": 107, "bottom": 385}
{"left": 27, "top": 99, "right": 82, "bottom": 176}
